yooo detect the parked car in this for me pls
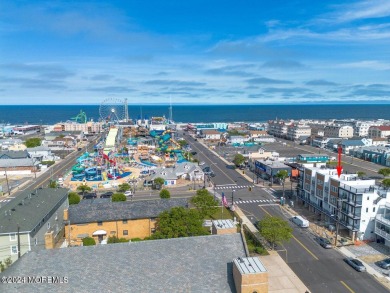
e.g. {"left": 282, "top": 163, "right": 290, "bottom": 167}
{"left": 344, "top": 258, "right": 366, "bottom": 272}
{"left": 376, "top": 258, "right": 390, "bottom": 269}
{"left": 317, "top": 237, "right": 332, "bottom": 249}
{"left": 100, "top": 192, "right": 113, "bottom": 198}
{"left": 124, "top": 190, "right": 133, "bottom": 197}
{"left": 83, "top": 193, "right": 97, "bottom": 199}
{"left": 199, "top": 161, "right": 205, "bottom": 166}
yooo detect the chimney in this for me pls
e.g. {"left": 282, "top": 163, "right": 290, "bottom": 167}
{"left": 63, "top": 209, "right": 68, "bottom": 221}
{"left": 233, "top": 257, "right": 268, "bottom": 293}
{"left": 44, "top": 231, "right": 55, "bottom": 249}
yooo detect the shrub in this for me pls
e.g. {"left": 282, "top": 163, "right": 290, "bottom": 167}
{"left": 82, "top": 237, "right": 96, "bottom": 246}
{"left": 159, "top": 188, "right": 171, "bottom": 199}
{"left": 112, "top": 193, "right": 126, "bottom": 202}
{"left": 68, "top": 192, "right": 80, "bottom": 205}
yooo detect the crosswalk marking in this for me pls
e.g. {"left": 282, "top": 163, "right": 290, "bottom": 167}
{"left": 234, "top": 199, "right": 279, "bottom": 204}
{"left": 214, "top": 184, "right": 255, "bottom": 190}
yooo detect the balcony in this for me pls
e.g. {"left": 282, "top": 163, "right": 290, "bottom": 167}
{"left": 375, "top": 227, "right": 390, "bottom": 241}
{"left": 376, "top": 214, "right": 390, "bottom": 227}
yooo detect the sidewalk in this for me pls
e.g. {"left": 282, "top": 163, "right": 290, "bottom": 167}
{"left": 235, "top": 205, "right": 310, "bottom": 293}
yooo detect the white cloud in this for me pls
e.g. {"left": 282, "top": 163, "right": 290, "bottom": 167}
{"left": 338, "top": 60, "right": 390, "bottom": 70}
{"left": 331, "top": 0, "right": 390, "bottom": 23}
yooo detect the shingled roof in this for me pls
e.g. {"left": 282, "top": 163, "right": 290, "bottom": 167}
{"left": 0, "top": 188, "right": 69, "bottom": 234}
{"left": 0, "top": 233, "right": 245, "bottom": 292}
{"left": 68, "top": 198, "right": 189, "bottom": 224}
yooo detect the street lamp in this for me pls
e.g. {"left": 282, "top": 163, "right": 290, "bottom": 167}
{"left": 231, "top": 189, "right": 235, "bottom": 206}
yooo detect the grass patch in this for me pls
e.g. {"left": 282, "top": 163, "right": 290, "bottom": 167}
{"left": 207, "top": 206, "right": 234, "bottom": 220}
{"left": 244, "top": 229, "right": 269, "bottom": 256}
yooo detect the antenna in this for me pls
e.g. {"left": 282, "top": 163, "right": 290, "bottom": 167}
{"left": 124, "top": 98, "right": 129, "bottom": 122}
{"left": 169, "top": 95, "right": 173, "bottom": 124}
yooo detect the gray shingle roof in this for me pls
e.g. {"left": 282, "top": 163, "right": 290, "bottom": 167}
{"left": 0, "top": 150, "right": 29, "bottom": 159}
{"left": 0, "top": 233, "right": 245, "bottom": 292}
{"left": 69, "top": 198, "right": 189, "bottom": 224}
{"left": 0, "top": 188, "right": 69, "bottom": 234}
{"left": 0, "top": 158, "right": 36, "bottom": 168}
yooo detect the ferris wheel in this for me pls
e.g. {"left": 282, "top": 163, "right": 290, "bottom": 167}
{"left": 99, "top": 98, "right": 127, "bottom": 124}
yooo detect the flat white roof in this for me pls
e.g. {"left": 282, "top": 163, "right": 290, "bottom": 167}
{"left": 212, "top": 219, "right": 235, "bottom": 229}
{"left": 234, "top": 257, "right": 267, "bottom": 274}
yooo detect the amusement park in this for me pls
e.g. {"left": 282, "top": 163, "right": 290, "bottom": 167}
{"left": 62, "top": 98, "right": 203, "bottom": 193}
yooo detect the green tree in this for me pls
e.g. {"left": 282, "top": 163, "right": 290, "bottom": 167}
{"left": 357, "top": 171, "right": 366, "bottom": 179}
{"left": 118, "top": 183, "right": 131, "bottom": 192}
{"left": 154, "top": 177, "right": 165, "bottom": 189}
{"left": 77, "top": 184, "right": 92, "bottom": 196}
{"left": 191, "top": 189, "right": 219, "bottom": 218}
{"left": 275, "top": 170, "right": 289, "bottom": 201}
{"left": 25, "top": 137, "right": 41, "bottom": 148}
{"left": 112, "top": 193, "right": 127, "bottom": 202}
{"left": 382, "top": 178, "right": 390, "bottom": 190}
{"left": 82, "top": 237, "right": 96, "bottom": 246}
{"left": 68, "top": 192, "right": 80, "bottom": 205}
{"left": 159, "top": 188, "right": 171, "bottom": 199}
{"left": 107, "top": 236, "right": 129, "bottom": 243}
{"left": 233, "top": 154, "right": 245, "bottom": 167}
{"left": 378, "top": 168, "right": 390, "bottom": 178}
{"left": 152, "top": 207, "right": 207, "bottom": 239}
{"left": 48, "top": 180, "right": 58, "bottom": 188}
{"left": 258, "top": 216, "right": 293, "bottom": 249}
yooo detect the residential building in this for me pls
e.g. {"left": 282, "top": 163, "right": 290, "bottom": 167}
{"left": 229, "top": 135, "right": 247, "bottom": 145}
{"left": 339, "top": 140, "right": 365, "bottom": 155}
{"left": 368, "top": 126, "right": 390, "bottom": 139}
{"left": 311, "top": 136, "right": 333, "bottom": 148}
{"left": 249, "top": 130, "right": 268, "bottom": 138}
{"left": 324, "top": 125, "right": 354, "bottom": 138}
{"left": 298, "top": 166, "right": 389, "bottom": 241}
{"left": 375, "top": 199, "right": 390, "bottom": 247}
{"left": 65, "top": 198, "right": 189, "bottom": 245}
{"left": 27, "top": 146, "right": 57, "bottom": 161}
{"left": 354, "top": 121, "right": 382, "bottom": 137}
{"left": 13, "top": 125, "right": 41, "bottom": 135}
{"left": 0, "top": 188, "right": 69, "bottom": 263}
{"left": 351, "top": 146, "right": 390, "bottom": 167}
{"left": 0, "top": 150, "right": 39, "bottom": 175}
{"left": 148, "top": 162, "right": 204, "bottom": 186}
{"left": 267, "top": 120, "right": 291, "bottom": 138}
{"left": 0, "top": 138, "right": 23, "bottom": 150}
{"left": 200, "top": 129, "right": 221, "bottom": 141}
{"left": 53, "top": 121, "right": 102, "bottom": 134}
{"left": 286, "top": 124, "right": 311, "bottom": 141}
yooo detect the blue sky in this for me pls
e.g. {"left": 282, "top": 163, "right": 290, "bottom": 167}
{"left": 1, "top": 0, "right": 390, "bottom": 105}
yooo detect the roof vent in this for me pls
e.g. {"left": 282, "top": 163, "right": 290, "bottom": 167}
{"left": 11, "top": 208, "right": 16, "bottom": 212}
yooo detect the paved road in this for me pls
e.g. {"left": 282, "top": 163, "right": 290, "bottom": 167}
{"left": 183, "top": 134, "right": 388, "bottom": 293}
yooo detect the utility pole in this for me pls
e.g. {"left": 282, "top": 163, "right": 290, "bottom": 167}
{"left": 5, "top": 167, "right": 10, "bottom": 195}
{"left": 17, "top": 225, "right": 21, "bottom": 259}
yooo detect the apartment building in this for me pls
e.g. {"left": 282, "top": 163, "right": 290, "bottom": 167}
{"left": 298, "top": 167, "right": 389, "bottom": 241}
{"left": 267, "top": 120, "right": 291, "bottom": 138}
{"left": 324, "top": 125, "right": 354, "bottom": 138}
{"left": 354, "top": 121, "right": 382, "bottom": 137}
{"left": 286, "top": 124, "right": 311, "bottom": 141}
{"left": 375, "top": 199, "right": 390, "bottom": 247}
{"left": 368, "top": 126, "right": 390, "bottom": 139}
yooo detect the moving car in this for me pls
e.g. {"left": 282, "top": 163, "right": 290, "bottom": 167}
{"left": 83, "top": 193, "right": 97, "bottom": 199}
{"left": 344, "top": 258, "right": 366, "bottom": 272}
{"left": 317, "top": 237, "right": 332, "bottom": 249}
{"left": 124, "top": 190, "right": 133, "bottom": 197}
{"left": 291, "top": 216, "right": 309, "bottom": 228}
{"left": 376, "top": 258, "right": 390, "bottom": 269}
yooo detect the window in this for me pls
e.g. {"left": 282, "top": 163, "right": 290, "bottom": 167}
{"left": 367, "top": 196, "right": 369, "bottom": 200}
{"left": 9, "top": 233, "right": 16, "bottom": 241}
{"left": 123, "top": 230, "right": 128, "bottom": 236}
{"left": 10, "top": 245, "right": 18, "bottom": 255}
{"left": 47, "top": 222, "right": 50, "bottom": 229}
{"left": 122, "top": 220, "right": 128, "bottom": 224}
{"left": 35, "top": 238, "right": 38, "bottom": 246}
{"left": 373, "top": 207, "right": 376, "bottom": 212}
{"left": 110, "top": 231, "right": 116, "bottom": 235}
{"left": 97, "top": 221, "right": 103, "bottom": 226}
{"left": 366, "top": 208, "right": 368, "bottom": 212}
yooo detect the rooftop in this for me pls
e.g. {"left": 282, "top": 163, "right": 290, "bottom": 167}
{"left": 68, "top": 198, "right": 189, "bottom": 224}
{"left": 234, "top": 257, "right": 267, "bottom": 274}
{"left": 0, "top": 188, "right": 68, "bottom": 234}
{"left": 0, "top": 233, "right": 246, "bottom": 292}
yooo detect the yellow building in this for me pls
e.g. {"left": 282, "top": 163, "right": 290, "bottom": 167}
{"left": 65, "top": 198, "right": 188, "bottom": 245}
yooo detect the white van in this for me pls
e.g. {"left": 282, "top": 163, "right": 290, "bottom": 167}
{"left": 291, "top": 216, "right": 309, "bottom": 228}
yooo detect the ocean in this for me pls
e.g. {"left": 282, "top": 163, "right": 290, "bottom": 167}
{"left": 0, "top": 104, "right": 389, "bottom": 125}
